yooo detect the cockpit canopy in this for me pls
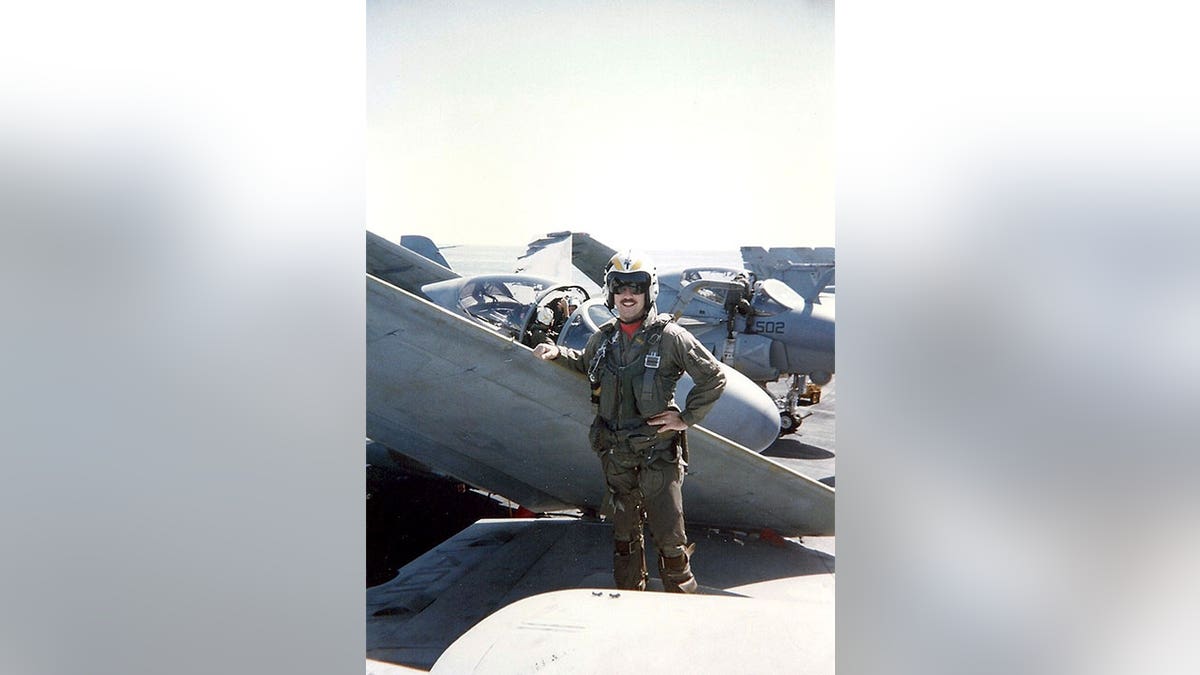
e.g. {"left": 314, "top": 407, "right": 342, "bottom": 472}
{"left": 672, "top": 267, "right": 755, "bottom": 306}
{"left": 677, "top": 267, "right": 754, "bottom": 285}
{"left": 749, "top": 278, "right": 807, "bottom": 316}
{"left": 422, "top": 274, "right": 590, "bottom": 346}
{"left": 557, "top": 298, "right": 617, "bottom": 351}
{"left": 644, "top": 266, "right": 757, "bottom": 323}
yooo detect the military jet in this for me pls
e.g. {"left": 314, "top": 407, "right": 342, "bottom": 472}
{"left": 365, "top": 230, "right": 833, "bottom": 517}
{"left": 520, "top": 232, "right": 835, "bottom": 434}
{"left": 365, "top": 230, "right": 835, "bottom": 672}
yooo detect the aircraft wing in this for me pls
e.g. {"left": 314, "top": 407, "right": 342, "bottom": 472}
{"left": 567, "top": 232, "right": 617, "bottom": 286}
{"left": 366, "top": 230, "right": 458, "bottom": 295}
{"left": 367, "top": 518, "right": 834, "bottom": 671}
{"left": 522, "top": 231, "right": 616, "bottom": 288}
{"left": 367, "top": 275, "right": 835, "bottom": 536}
{"left": 514, "top": 232, "right": 603, "bottom": 295}
{"left": 515, "top": 231, "right": 574, "bottom": 278}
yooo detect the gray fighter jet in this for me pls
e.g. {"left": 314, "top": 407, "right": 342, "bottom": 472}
{"left": 366, "top": 230, "right": 832, "bottom": 523}
{"left": 520, "top": 232, "right": 835, "bottom": 434}
{"left": 366, "top": 230, "right": 835, "bottom": 673}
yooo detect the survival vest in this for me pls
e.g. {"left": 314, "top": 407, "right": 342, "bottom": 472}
{"left": 586, "top": 316, "right": 682, "bottom": 430}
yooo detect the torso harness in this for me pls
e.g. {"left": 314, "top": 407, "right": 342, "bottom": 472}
{"left": 587, "top": 320, "right": 689, "bottom": 466}
{"left": 587, "top": 321, "right": 667, "bottom": 424}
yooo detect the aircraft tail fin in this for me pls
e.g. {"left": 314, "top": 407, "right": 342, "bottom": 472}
{"left": 400, "top": 235, "right": 452, "bottom": 269}
{"left": 740, "top": 246, "right": 835, "bottom": 302}
{"left": 367, "top": 231, "right": 459, "bottom": 294}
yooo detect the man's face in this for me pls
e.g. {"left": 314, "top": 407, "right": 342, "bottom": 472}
{"left": 613, "top": 284, "right": 646, "bottom": 322}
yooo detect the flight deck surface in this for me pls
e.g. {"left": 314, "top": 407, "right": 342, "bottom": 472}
{"left": 763, "top": 378, "right": 837, "bottom": 486}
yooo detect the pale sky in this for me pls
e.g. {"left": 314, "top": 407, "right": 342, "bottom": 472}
{"left": 367, "top": 0, "right": 834, "bottom": 251}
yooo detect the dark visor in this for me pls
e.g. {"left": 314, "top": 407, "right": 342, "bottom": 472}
{"left": 610, "top": 280, "right": 648, "bottom": 294}
{"left": 608, "top": 272, "right": 649, "bottom": 294}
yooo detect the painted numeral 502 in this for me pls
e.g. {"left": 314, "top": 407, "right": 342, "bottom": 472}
{"left": 753, "top": 320, "right": 785, "bottom": 334}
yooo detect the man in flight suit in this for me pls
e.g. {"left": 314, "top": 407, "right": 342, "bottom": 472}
{"left": 533, "top": 249, "right": 726, "bottom": 592}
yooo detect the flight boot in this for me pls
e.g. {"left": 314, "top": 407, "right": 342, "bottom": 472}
{"left": 658, "top": 543, "right": 698, "bottom": 594}
{"left": 613, "top": 538, "right": 648, "bottom": 591}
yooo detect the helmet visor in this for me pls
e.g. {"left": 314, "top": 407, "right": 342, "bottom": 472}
{"left": 607, "top": 271, "right": 650, "bottom": 295}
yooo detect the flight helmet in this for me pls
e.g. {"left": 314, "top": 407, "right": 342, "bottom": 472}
{"left": 604, "top": 249, "right": 658, "bottom": 317}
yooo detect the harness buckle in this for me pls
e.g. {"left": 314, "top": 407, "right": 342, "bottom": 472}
{"left": 644, "top": 353, "right": 660, "bottom": 369}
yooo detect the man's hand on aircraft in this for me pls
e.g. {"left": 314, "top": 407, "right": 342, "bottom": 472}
{"left": 648, "top": 410, "right": 688, "bottom": 433}
{"left": 533, "top": 344, "right": 560, "bottom": 360}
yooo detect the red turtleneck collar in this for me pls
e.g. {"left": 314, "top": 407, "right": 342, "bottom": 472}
{"left": 618, "top": 319, "right": 643, "bottom": 339}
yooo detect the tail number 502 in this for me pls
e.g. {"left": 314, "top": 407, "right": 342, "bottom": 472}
{"left": 753, "top": 320, "right": 785, "bottom": 334}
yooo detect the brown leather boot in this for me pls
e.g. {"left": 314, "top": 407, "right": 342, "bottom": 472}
{"left": 658, "top": 543, "right": 698, "bottom": 593}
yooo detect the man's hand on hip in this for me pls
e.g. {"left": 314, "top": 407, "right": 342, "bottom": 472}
{"left": 648, "top": 410, "right": 688, "bottom": 433}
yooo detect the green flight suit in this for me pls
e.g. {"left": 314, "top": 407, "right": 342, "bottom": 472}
{"left": 558, "top": 312, "right": 726, "bottom": 591}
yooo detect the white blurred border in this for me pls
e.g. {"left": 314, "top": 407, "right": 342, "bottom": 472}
{"left": 839, "top": 2, "right": 1200, "bottom": 674}
{"left": 5, "top": 1, "right": 1200, "bottom": 674}
{"left": 1, "top": 3, "right": 364, "bottom": 674}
